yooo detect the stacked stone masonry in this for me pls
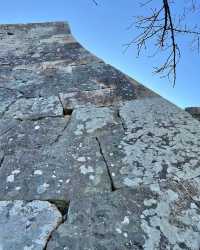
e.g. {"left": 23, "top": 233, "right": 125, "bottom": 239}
{"left": 0, "top": 21, "right": 200, "bottom": 249}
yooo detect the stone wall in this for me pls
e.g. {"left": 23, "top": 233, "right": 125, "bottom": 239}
{"left": 0, "top": 21, "right": 200, "bottom": 250}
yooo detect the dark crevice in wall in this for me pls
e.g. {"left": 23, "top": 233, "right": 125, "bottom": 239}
{"left": 58, "top": 94, "right": 74, "bottom": 116}
{"left": 44, "top": 200, "right": 70, "bottom": 250}
{"left": 50, "top": 110, "right": 73, "bottom": 145}
{"left": 96, "top": 137, "right": 116, "bottom": 192}
{"left": 48, "top": 199, "right": 70, "bottom": 218}
{"left": 0, "top": 86, "right": 25, "bottom": 96}
{"left": 0, "top": 154, "right": 5, "bottom": 168}
{"left": 63, "top": 108, "right": 73, "bottom": 116}
{"left": 15, "top": 115, "right": 64, "bottom": 122}
{"left": 7, "top": 32, "right": 14, "bottom": 35}
{"left": 1, "top": 99, "right": 19, "bottom": 119}
{"left": 116, "top": 109, "right": 126, "bottom": 132}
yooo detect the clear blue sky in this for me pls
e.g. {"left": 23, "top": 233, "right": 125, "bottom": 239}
{"left": 0, "top": 0, "right": 199, "bottom": 108}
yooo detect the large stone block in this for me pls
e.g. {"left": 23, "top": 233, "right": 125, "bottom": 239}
{"left": 0, "top": 135, "right": 110, "bottom": 201}
{"left": 98, "top": 98, "right": 200, "bottom": 190}
{"left": 47, "top": 184, "right": 200, "bottom": 249}
{"left": 0, "top": 200, "right": 62, "bottom": 250}
{"left": 3, "top": 96, "right": 63, "bottom": 120}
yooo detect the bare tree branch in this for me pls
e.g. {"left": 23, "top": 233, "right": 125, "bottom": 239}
{"left": 126, "top": 0, "right": 200, "bottom": 86}
{"left": 92, "top": 0, "right": 98, "bottom": 5}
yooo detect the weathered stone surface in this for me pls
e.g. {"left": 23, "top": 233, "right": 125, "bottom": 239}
{"left": 68, "top": 105, "right": 120, "bottom": 137}
{"left": 0, "top": 135, "right": 110, "bottom": 201}
{"left": 0, "top": 62, "right": 73, "bottom": 98}
{"left": 0, "top": 21, "right": 101, "bottom": 67}
{"left": 0, "top": 200, "right": 62, "bottom": 250}
{"left": 0, "top": 21, "right": 200, "bottom": 249}
{"left": 71, "top": 62, "right": 157, "bottom": 101}
{"left": 59, "top": 88, "right": 121, "bottom": 110}
{"left": 185, "top": 107, "right": 200, "bottom": 121}
{"left": 47, "top": 185, "right": 200, "bottom": 250}
{"left": 3, "top": 95, "right": 63, "bottom": 119}
{"left": 0, "top": 88, "right": 22, "bottom": 117}
{"left": 98, "top": 97, "right": 200, "bottom": 190}
{"left": 0, "top": 116, "right": 70, "bottom": 154}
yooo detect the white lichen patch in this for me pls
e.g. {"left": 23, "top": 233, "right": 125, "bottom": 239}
{"left": 123, "top": 178, "right": 136, "bottom": 187}
{"left": 115, "top": 228, "right": 122, "bottom": 234}
{"left": 123, "top": 232, "right": 128, "bottom": 238}
{"left": 89, "top": 175, "right": 95, "bottom": 180}
{"left": 121, "top": 216, "right": 130, "bottom": 225}
{"left": 74, "top": 124, "right": 84, "bottom": 135}
{"left": 34, "top": 125, "right": 40, "bottom": 130}
{"left": 74, "top": 106, "right": 117, "bottom": 134}
{"left": 7, "top": 175, "right": 14, "bottom": 183}
{"left": 77, "top": 157, "right": 86, "bottom": 162}
{"left": 141, "top": 187, "right": 200, "bottom": 250}
{"left": 80, "top": 165, "right": 94, "bottom": 175}
{"left": 37, "top": 183, "right": 50, "bottom": 194}
{"left": 12, "top": 169, "right": 20, "bottom": 175}
{"left": 34, "top": 170, "right": 43, "bottom": 175}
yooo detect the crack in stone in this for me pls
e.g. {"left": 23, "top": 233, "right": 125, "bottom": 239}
{"left": 44, "top": 200, "right": 70, "bottom": 250}
{"left": 58, "top": 93, "right": 66, "bottom": 115}
{"left": 3, "top": 95, "right": 64, "bottom": 120}
{"left": 0, "top": 154, "right": 5, "bottom": 168}
{"left": 48, "top": 200, "right": 70, "bottom": 219}
{"left": 116, "top": 109, "right": 126, "bottom": 132}
{"left": 1, "top": 98, "right": 19, "bottom": 118}
{"left": 0, "top": 86, "right": 25, "bottom": 96}
{"left": 0, "top": 124, "right": 17, "bottom": 138}
{"left": 50, "top": 112, "right": 73, "bottom": 145}
{"left": 96, "top": 137, "right": 116, "bottom": 191}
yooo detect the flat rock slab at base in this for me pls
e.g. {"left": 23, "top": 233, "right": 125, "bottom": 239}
{"left": 47, "top": 185, "right": 200, "bottom": 250}
{"left": 0, "top": 200, "right": 62, "bottom": 250}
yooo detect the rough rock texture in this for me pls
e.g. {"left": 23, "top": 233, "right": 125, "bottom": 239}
{"left": 0, "top": 200, "right": 62, "bottom": 250}
{"left": 47, "top": 187, "right": 200, "bottom": 250}
{"left": 0, "top": 21, "right": 200, "bottom": 249}
{"left": 185, "top": 107, "right": 200, "bottom": 121}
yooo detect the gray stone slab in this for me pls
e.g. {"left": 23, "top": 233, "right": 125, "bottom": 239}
{"left": 0, "top": 61, "right": 74, "bottom": 97}
{"left": 0, "top": 135, "right": 110, "bottom": 201}
{"left": 59, "top": 88, "right": 121, "bottom": 110}
{"left": 0, "top": 22, "right": 71, "bottom": 41}
{"left": 0, "top": 24, "right": 81, "bottom": 66}
{"left": 0, "top": 31, "right": 100, "bottom": 66}
{"left": 69, "top": 105, "right": 119, "bottom": 136}
{"left": 0, "top": 118, "right": 18, "bottom": 136}
{"left": 98, "top": 97, "right": 200, "bottom": 191}
{"left": 0, "top": 116, "right": 70, "bottom": 154}
{"left": 47, "top": 183, "right": 200, "bottom": 250}
{"left": 0, "top": 88, "right": 22, "bottom": 117}
{"left": 0, "top": 200, "right": 62, "bottom": 250}
{"left": 3, "top": 95, "right": 63, "bottom": 119}
{"left": 71, "top": 62, "right": 156, "bottom": 101}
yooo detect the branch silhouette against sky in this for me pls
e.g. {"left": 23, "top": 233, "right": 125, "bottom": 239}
{"left": 93, "top": 0, "right": 200, "bottom": 86}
